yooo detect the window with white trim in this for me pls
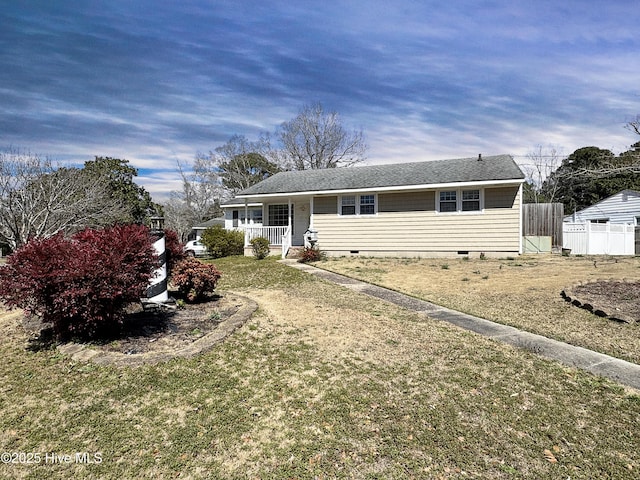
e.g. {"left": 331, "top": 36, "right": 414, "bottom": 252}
{"left": 268, "top": 204, "right": 290, "bottom": 226}
{"left": 360, "top": 194, "right": 376, "bottom": 215}
{"left": 341, "top": 195, "right": 356, "bottom": 215}
{"left": 439, "top": 191, "right": 457, "bottom": 212}
{"left": 340, "top": 194, "right": 377, "bottom": 215}
{"left": 438, "top": 189, "right": 482, "bottom": 213}
{"left": 462, "top": 190, "right": 480, "bottom": 211}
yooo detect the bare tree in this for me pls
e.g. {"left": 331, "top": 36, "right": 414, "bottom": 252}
{"left": 162, "top": 160, "right": 225, "bottom": 241}
{"left": 163, "top": 134, "right": 281, "bottom": 239}
{"left": 521, "top": 145, "right": 564, "bottom": 203}
{"left": 278, "top": 102, "right": 367, "bottom": 170}
{"left": 198, "top": 134, "right": 281, "bottom": 195}
{"left": 162, "top": 195, "right": 200, "bottom": 242}
{"left": 0, "top": 148, "right": 128, "bottom": 250}
{"left": 626, "top": 115, "right": 640, "bottom": 136}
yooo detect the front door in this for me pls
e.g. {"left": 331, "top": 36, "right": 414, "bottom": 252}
{"left": 293, "top": 202, "right": 310, "bottom": 246}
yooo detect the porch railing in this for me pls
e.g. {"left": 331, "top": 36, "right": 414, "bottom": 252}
{"left": 243, "top": 226, "right": 289, "bottom": 246}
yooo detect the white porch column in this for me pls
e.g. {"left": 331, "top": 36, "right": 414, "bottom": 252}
{"left": 244, "top": 200, "right": 249, "bottom": 246}
{"left": 309, "top": 196, "right": 314, "bottom": 229}
{"left": 288, "top": 198, "right": 293, "bottom": 245}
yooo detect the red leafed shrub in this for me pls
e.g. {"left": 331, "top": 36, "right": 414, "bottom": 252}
{"left": 298, "top": 246, "right": 325, "bottom": 263}
{"left": 171, "top": 257, "right": 222, "bottom": 303}
{"left": 162, "top": 228, "right": 187, "bottom": 273}
{"left": 0, "top": 224, "right": 158, "bottom": 340}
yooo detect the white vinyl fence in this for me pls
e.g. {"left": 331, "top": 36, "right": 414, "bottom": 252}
{"left": 563, "top": 222, "right": 635, "bottom": 255}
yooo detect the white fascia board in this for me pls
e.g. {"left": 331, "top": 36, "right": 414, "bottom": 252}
{"left": 221, "top": 202, "right": 262, "bottom": 208}
{"left": 235, "top": 178, "right": 525, "bottom": 200}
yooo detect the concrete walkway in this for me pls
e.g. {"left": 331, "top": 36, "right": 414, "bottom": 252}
{"left": 282, "top": 260, "right": 640, "bottom": 391}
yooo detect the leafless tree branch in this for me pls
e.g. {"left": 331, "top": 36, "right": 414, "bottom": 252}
{"left": 0, "top": 148, "right": 128, "bottom": 250}
{"left": 278, "top": 103, "right": 367, "bottom": 170}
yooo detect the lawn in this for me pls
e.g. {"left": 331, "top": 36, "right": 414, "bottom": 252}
{"left": 0, "top": 256, "right": 638, "bottom": 479}
{"left": 319, "top": 254, "right": 640, "bottom": 365}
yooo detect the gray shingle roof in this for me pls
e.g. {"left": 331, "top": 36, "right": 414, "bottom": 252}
{"left": 237, "top": 155, "right": 524, "bottom": 196}
{"left": 193, "top": 217, "right": 225, "bottom": 229}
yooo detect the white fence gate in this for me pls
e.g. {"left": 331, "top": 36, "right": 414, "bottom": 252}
{"left": 563, "top": 222, "right": 635, "bottom": 255}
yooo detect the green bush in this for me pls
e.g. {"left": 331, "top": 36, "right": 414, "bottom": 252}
{"left": 250, "top": 237, "right": 271, "bottom": 259}
{"left": 200, "top": 225, "right": 244, "bottom": 258}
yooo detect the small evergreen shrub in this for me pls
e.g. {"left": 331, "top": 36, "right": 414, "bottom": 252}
{"left": 200, "top": 225, "right": 244, "bottom": 258}
{"left": 171, "top": 257, "right": 222, "bottom": 302}
{"left": 0, "top": 224, "right": 158, "bottom": 340}
{"left": 298, "top": 246, "right": 325, "bottom": 263}
{"left": 250, "top": 236, "right": 270, "bottom": 259}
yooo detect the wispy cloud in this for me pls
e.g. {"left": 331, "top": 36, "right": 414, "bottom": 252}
{"left": 1, "top": 1, "right": 639, "bottom": 201}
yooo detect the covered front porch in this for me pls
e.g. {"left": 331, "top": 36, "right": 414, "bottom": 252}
{"left": 229, "top": 196, "right": 313, "bottom": 258}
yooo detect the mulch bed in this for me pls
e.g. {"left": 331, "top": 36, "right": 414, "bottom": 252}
{"left": 23, "top": 292, "right": 242, "bottom": 355}
{"left": 103, "top": 294, "right": 241, "bottom": 354}
{"left": 564, "top": 280, "right": 640, "bottom": 324}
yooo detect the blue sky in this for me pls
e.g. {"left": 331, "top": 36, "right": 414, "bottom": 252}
{"left": 2, "top": 1, "right": 639, "bottom": 201}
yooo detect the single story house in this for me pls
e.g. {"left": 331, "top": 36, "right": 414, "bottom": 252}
{"left": 222, "top": 154, "right": 526, "bottom": 258}
{"left": 563, "top": 189, "right": 640, "bottom": 225}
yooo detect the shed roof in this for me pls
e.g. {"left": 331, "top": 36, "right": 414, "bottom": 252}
{"left": 192, "top": 217, "right": 225, "bottom": 229}
{"left": 236, "top": 154, "right": 523, "bottom": 197}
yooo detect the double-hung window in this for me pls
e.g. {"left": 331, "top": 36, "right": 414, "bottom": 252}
{"left": 360, "top": 194, "right": 375, "bottom": 215}
{"left": 438, "top": 189, "right": 482, "bottom": 213}
{"left": 340, "top": 194, "right": 376, "bottom": 215}
{"left": 462, "top": 190, "right": 480, "bottom": 211}
{"left": 439, "top": 191, "right": 457, "bottom": 212}
{"left": 341, "top": 196, "right": 356, "bottom": 215}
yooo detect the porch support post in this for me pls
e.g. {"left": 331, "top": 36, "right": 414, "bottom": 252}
{"left": 288, "top": 197, "right": 292, "bottom": 243}
{"left": 309, "top": 196, "right": 314, "bottom": 229}
{"left": 244, "top": 199, "right": 249, "bottom": 247}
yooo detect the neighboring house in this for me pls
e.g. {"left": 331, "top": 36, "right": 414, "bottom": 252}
{"left": 563, "top": 189, "right": 640, "bottom": 225}
{"left": 562, "top": 190, "right": 640, "bottom": 256}
{"left": 190, "top": 217, "right": 225, "bottom": 241}
{"left": 222, "top": 154, "right": 526, "bottom": 258}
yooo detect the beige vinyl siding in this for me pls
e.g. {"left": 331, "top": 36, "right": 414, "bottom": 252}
{"left": 313, "top": 186, "right": 521, "bottom": 256}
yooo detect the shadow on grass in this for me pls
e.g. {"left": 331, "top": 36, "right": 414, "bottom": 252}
{"left": 24, "top": 291, "right": 223, "bottom": 353}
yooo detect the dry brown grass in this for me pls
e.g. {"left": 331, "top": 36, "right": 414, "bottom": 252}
{"left": 1, "top": 256, "right": 638, "bottom": 479}
{"left": 320, "top": 254, "right": 640, "bottom": 364}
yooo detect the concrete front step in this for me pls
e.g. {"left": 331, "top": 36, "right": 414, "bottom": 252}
{"left": 286, "top": 246, "right": 305, "bottom": 259}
